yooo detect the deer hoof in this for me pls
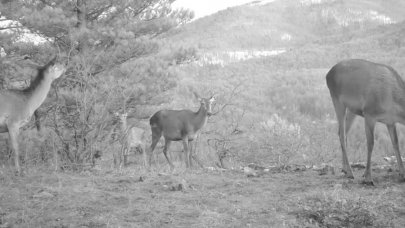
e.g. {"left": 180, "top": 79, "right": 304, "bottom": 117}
{"left": 341, "top": 169, "right": 354, "bottom": 179}
{"left": 361, "top": 179, "right": 375, "bottom": 186}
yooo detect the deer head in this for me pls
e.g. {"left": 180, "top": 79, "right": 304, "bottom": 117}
{"left": 198, "top": 95, "right": 216, "bottom": 116}
{"left": 42, "top": 56, "right": 66, "bottom": 80}
{"left": 193, "top": 92, "right": 216, "bottom": 116}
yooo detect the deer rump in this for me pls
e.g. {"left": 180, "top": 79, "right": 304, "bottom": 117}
{"left": 326, "top": 59, "right": 404, "bottom": 122}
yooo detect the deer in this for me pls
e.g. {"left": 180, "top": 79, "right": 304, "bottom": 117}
{"left": 0, "top": 56, "right": 65, "bottom": 175}
{"left": 326, "top": 59, "right": 405, "bottom": 185}
{"left": 113, "top": 112, "right": 146, "bottom": 168}
{"left": 148, "top": 93, "right": 216, "bottom": 170}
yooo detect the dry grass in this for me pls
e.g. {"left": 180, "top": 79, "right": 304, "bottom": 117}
{"left": 0, "top": 162, "right": 404, "bottom": 228}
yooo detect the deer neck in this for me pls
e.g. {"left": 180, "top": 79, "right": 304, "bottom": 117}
{"left": 24, "top": 75, "right": 54, "bottom": 115}
{"left": 193, "top": 105, "right": 209, "bottom": 131}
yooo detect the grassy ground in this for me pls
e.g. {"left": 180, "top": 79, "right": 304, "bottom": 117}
{"left": 1, "top": 160, "right": 404, "bottom": 228}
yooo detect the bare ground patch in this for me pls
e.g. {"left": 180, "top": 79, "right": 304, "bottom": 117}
{"left": 0, "top": 166, "right": 404, "bottom": 227}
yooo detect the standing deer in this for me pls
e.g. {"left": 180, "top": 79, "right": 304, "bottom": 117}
{"left": 326, "top": 59, "right": 405, "bottom": 185}
{"left": 113, "top": 112, "right": 146, "bottom": 168}
{"left": 148, "top": 94, "right": 216, "bottom": 170}
{"left": 0, "top": 56, "right": 65, "bottom": 175}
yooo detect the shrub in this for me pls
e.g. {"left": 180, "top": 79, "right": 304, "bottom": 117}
{"left": 245, "top": 113, "right": 307, "bottom": 166}
{"left": 293, "top": 187, "right": 396, "bottom": 228}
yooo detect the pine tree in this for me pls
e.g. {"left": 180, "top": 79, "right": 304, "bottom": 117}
{"left": 0, "top": 0, "right": 195, "bottom": 168}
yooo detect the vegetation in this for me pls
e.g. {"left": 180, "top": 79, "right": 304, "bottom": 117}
{"left": 163, "top": 0, "right": 405, "bottom": 51}
{"left": 292, "top": 184, "right": 400, "bottom": 227}
{"left": 1, "top": 0, "right": 405, "bottom": 227}
{"left": 0, "top": 0, "right": 195, "bottom": 169}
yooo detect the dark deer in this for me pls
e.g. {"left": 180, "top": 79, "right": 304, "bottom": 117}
{"left": 326, "top": 59, "right": 405, "bottom": 185}
{"left": 0, "top": 56, "right": 65, "bottom": 175}
{"left": 148, "top": 94, "right": 216, "bottom": 170}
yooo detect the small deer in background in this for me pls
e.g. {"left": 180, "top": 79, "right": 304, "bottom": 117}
{"left": 113, "top": 112, "right": 146, "bottom": 168}
{"left": 148, "top": 93, "right": 216, "bottom": 170}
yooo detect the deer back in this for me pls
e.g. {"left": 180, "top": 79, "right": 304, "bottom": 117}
{"left": 150, "top": 109, "right": 205, "bottom": 140}
{"left": 326, "top": 59, "right": 405, "bottom": 119}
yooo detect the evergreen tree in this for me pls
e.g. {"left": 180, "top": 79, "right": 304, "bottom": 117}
{"left": 0, "top": 0, "right": 195, "bottom": 168}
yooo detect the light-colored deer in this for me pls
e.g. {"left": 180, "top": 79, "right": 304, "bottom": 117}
{"left": 326, "top": 59, "right": 405, "bottom": 185}
{"left": 113, "top": 112, "right": 146, "bottom": 168}
{"left": 0, "top": 56, "right": 65, "bottom": 174}
{"left": 148, "top": 93, "right": 216, "bottom": 170}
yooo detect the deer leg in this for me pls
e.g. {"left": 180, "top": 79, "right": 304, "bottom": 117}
{"left": 189, "top": 139, "right": 204, "bottom": 168}
{"left": 123, "top": 145, "right": 128, "bottom": 166}
{"left": 148, "top": 131, "right": 161, "bottom": 168}
{"left": 333, "top": 101, "right": 354, "bottom": 178}
{"left": 188, "top": 140, "right": 194, "bottom": 167}
{"left": 34, "top": 110, "right": 41, "bottom": 132}
{"left": 120, "top": 145, "right": 124, "bottom": 167}
{"left": 148, "top": 141, "right": 158, "bottom": 167}
{"left": 363, "top": 116, "right": 376, "bottom": 185}
{"left": 163, "top": 139, "right": 174, "bottom": 170}
{"left": 182, "top": 138, "right": 191, "bottom": 168}
{"left": 345, "top": 111, "right": 356, "bottom": 137}
{"left": 8, "top": 126, "right": 21, "bottom": 175}
{"left": 118, "top": 145, "right": 125, "bottom": 169}
{"left": 386, "top": 124, "right": 405, "bottom": 181}
{"left": 139, "top": 144, "right": 147, "bottom": 167}
{"left": 113, "top": 152, "right": 118, "bottom": 168}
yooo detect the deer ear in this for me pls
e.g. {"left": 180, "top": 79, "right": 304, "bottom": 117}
{"left": 45, "top": 55, "right": 57, "bottom": 67}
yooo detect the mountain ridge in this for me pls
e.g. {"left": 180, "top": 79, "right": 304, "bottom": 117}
{"left": 164, "top": 0, "right": 405, "bottom": 52}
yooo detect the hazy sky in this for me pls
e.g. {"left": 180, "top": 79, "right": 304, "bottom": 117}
{"left": 172, "top": 0, "right": 254, "bottom": 18}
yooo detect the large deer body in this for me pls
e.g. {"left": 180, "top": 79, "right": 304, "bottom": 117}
{"left": 326, "top": 59, "right": 405, "bottom": 184}
{"left": 0, "top": 57, "right": 65, "bottom": 174}
{"left": 148, "top": 95, "right": 215, "bottom": 169}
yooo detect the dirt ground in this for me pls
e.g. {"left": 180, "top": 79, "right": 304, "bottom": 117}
{"left": 0, "top": 163, "right": 404, "bottom": 228}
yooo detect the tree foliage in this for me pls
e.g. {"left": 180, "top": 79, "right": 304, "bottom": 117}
{"left": 0, "top": 0, "right": 195, "bottom": 169}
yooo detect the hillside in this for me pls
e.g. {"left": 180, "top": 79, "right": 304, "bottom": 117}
{"left": 164, "top": 0, "right": 405, "bottom": 51}
{"left": 1, "top": 1, "right": 405, "bottom": 227}
{"left": 162, "top": 0, "right": 405, "bottom": 170}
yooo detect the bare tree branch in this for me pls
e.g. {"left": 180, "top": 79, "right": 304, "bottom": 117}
{"left": 211, "top": 79, "right": 245, "bottom": 116}
{"left": 86, "top": 3, "right": 113, "bottom": 21}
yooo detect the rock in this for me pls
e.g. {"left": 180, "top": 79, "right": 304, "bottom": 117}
{"left": 242, "top": 167, "right": 259, "bottom": 177}
{"left": 247, "top": 163, "right": 266, "bottom": 171}
{"left": 384, "top": 156, "right": 405, "bottom": 166}
{"left": 313, "top": 164, "right": 335, "bottom": 176}
{"left": 162, "top": 179, "right": 189, "bottom": 192}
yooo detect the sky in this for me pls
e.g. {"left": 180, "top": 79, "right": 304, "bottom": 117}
{"left": 172, "top": 0, "right": 254, "bottom": 19}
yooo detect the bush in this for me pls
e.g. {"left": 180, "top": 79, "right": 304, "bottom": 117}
{"left": 293, "top": 186, "right": 396, "bottom": 228}
{"left": 244, "top": 114, "right": 307, "bottom": 166}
